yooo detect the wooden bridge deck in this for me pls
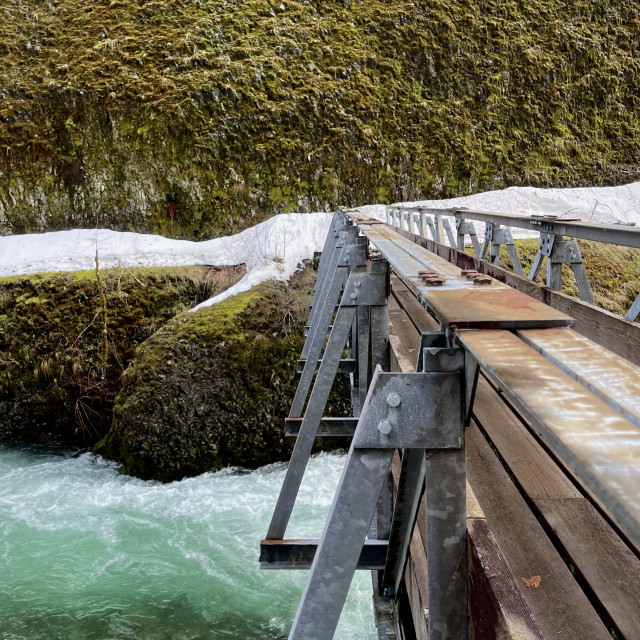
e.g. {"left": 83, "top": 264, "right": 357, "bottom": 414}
{"left": 389, "top": 274, "right": 640, "bottom": 640}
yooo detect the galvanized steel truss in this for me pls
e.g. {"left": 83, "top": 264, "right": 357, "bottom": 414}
{"left": 261, "top": 212, "right": 469, "bottom": 640}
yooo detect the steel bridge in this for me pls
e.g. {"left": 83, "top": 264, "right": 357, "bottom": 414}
{"left": 260, "top": 210, "right": 640, "bottom": 640}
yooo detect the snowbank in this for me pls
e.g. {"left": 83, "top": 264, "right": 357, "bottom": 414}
{"left": 1, "top": 182, "right": 638, "bottom": 309}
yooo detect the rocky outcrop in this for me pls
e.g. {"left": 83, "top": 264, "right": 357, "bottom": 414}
{"left": 93, "top": 267, "right": 349, "bottom": 481}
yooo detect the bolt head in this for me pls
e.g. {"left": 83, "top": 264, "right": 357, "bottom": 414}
{"left": 386, "top": 392, "right": 401, "bottom": 408}
{"left": 377, "top": 419, "right": 392, "bottom": 435}
{"left": 350, "top": 292, "right": 358, "bottom": 300}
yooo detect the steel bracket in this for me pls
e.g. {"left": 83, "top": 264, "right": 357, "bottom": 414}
{"left": 342, "top": 271, "right": 389, "bottom": 306}
{"left": 353, "top": 369, "right": 463, "bottom": 449}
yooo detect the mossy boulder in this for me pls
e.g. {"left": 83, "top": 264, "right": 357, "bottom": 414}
{"left": 94, "top": 268, "right": 347, "bottom": 481}
{"left": 2, "top": 1, "right": 640, "bottom": 237}
{"left": 0, "top": 265, "right": 243, "bottom": 446}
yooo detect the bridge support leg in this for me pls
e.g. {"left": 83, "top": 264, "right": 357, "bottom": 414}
{"left": 426, "top": 448, "right": 467, "bottom": 640}
{"left": 288, "top": 341, "right": 466, "bottom": 640}
{"left": 267, "top": 268, "right": 389, "bottom": 540}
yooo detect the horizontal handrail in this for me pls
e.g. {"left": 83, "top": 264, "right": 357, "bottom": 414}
{"left": 387, "top": 206, "right": 640, "bottom": 248}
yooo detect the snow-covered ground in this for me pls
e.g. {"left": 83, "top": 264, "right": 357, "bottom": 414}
{"left": 1, "top": 182, "right": 639, "bottom": 309}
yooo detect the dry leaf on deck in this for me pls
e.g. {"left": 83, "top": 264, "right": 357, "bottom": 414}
{"left": 521, "top": 575, "right": 542, "bottom": 588}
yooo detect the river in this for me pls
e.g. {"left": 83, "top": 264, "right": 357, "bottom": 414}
{"left": 0, "top": 445, "right": 376, "bottom": 639}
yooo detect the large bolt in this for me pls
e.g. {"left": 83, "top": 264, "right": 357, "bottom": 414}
{"left": 350, "top": 292, "right": 358, "bottom": 300}
{"left": 377, "top": 419, "right": 392, "bottom": 435}
{"left": 387, "top": 392, "right": 401, "bottom": 408}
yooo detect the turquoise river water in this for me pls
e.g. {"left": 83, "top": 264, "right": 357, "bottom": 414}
{"left": 0, "top": 445, "right": 377, "bottom": 640}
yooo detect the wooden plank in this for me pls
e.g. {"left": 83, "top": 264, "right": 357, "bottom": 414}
{"left": 459, "top": 329, "right": 640, "bottom": 545}
{"left": 535, "top": 497, "right": 640, "bottom": 640}
{"left": 391, "top": 276, "right": 439, "bottom": 333}
{"left": 466, "top": 424, "right": 612, "bottom": 640}
{"left": 468, "top": 518, "right": 545, "bottom": 640}
{"left": 388, "top": 296, "right": 421, "bottom": 368}
{"left": 472, "top": 377, "right": 581, "bottom": 500}
{"left": 517, "top": 327, "right": 640, "bottom": 428}
{"left": 393, "top": 226, "right": 640, "bottom": 366}
{"left": 475, "top": 376, "right": 640, "bottom": 638}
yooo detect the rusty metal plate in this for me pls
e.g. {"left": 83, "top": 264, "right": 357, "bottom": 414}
{"left": 420, "top": 287, "right": 573, "bottom": 329}
{"left": 459, "top": 329, "right": 640, "bottom": 545}
{"left": 518, "top": 328, "right": 640, "bottom": 429}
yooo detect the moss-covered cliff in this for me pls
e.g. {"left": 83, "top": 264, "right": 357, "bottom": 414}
{"left": 0, "top": 265, "right": 243, "bottom": 445}
{"left": 2, "top": 1, "right": 639, "bottom": 237}
{"left": 94, "top": 268, "right": 349, "bottom": 481}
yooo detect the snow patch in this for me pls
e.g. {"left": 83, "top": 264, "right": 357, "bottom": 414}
{"left": 1, "top": 182, "right": 639, "bottom": 310}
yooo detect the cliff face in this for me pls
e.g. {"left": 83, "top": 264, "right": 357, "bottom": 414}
{"left": 2, "top": 0, "right": 639, "bottom": 238}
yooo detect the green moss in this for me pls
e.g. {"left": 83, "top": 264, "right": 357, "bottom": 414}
{"left": 1, "top": 1, "right": 640, "bottom": 238}
{"left": 94, "top": 266, "right": 351, "bottom": 481}
{"left": 0, "top": 265, "right": 244, "bottom": 446}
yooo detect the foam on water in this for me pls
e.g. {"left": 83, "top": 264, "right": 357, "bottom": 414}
{"left": 0, "top": 445, "right": 376, "bottom": 640}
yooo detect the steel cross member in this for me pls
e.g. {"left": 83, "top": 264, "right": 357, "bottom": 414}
{"left": 266, "top": 267, "right": 389, "bottom": 540}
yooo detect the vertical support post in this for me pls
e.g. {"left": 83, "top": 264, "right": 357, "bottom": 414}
{"left": 369, "top": 258, "right": 392, "bottom": 547}
{"left": 370, "top": 259, "right": 390, "bottom": 373}
{"left": 456, "top": 218, "right": 481, "bottom": 256}
{"left": 425, "top": 447, "right": 467, "bottom": 640}
{"left": 528, "top": 232, "right": 554, "bottom": 282}
{"left": 456, "top": 217, "right": 466, "bottom": 252}
{"left": 442, "top": 218, "right": 457, "bottom": 248}
{"left": 435, "top": 215, "right": 445, "bottom": 244}
{"left": 426, "top": 215, "right": 437, "bottom": 242}
{"left": 626, "top": 292, "right": 640, "bottom": 322}
{"left": 357, "top": 305, "right": 371, "bottom": 413}
{"left": 478, "top": 223, "right": 491, "bottom": 260}
{"left": 381, "top": 448, "right": 426, "bottom": 598}
{"left": 547, "top": 251, "right": 562, "bottom": 291}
